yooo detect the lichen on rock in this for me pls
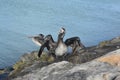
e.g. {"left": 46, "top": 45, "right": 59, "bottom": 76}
{"left": 98, "top": 40, "right": 111, "bottom": 48}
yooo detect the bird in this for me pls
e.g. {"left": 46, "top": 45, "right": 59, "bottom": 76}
{"left": 37, "top": 27, "right": 85, "bottom": 58}
{"left": 65, "top": 37, "right": 85, "bottom": 54}
{"left": 38, "top": 34, "right": 56, "bottom": 57}
{"left": 28, "top": 34, "right": 44, "bottom": 46}
{"left": 55, "top": 27, "right": 68, "bottom": 57}
{"left": 38, "top": 27, "right": 68, "bottom": 58}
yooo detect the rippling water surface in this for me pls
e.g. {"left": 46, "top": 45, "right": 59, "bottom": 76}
{"left": 0, "top": 0, "right": 120, "bottom": 68}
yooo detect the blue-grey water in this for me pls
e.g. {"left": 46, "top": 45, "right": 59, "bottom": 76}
{"left": 0, "top": 0, "right": 120, "bottom": 68}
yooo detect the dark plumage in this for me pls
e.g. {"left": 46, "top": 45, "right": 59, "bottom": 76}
{"left": 37, "top": 27, "right": 85, "bottom": 58}
{"left": 65, "top": 37, "right": 85, "bottom": 54}
{"left": 38, "top": 35, "right": 56, "bottom": 57}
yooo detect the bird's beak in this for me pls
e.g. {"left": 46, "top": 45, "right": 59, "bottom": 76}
{"left": 27, "top": 35, "right": 38, "bottom": 38}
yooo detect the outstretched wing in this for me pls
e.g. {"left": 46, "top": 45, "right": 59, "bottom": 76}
{"left": 38, "top": 41, "right": 49, "bottom": 57}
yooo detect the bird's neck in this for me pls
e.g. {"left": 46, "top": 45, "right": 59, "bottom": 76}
{"left": 57, "top": 33, "right": 64, "bottom": 45}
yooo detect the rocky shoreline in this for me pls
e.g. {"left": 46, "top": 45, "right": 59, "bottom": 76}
{"left": 0, "top": 36, "right": 120, "bottom": 80}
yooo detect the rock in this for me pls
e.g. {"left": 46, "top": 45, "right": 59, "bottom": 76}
{"left": 8, "top": 36, "right": 120, "bottom": 80}
{"left": 0, "top": 67, "right": 13, "bottom": 74}
{"left": 0, "top": 69, "right": 4, "bottom": 74}
{"left": 20, "top": 51, "right": 39, "bottom": 63}
{"left": 11, "top": 49, "right": 120, "bottom": 80}
{"left": 98, "top": 40, "right": 111, "bottom": 48}
{"left": 115, "top": 76, "right": 120, "bottom": 80}
{"left": 110, "top": 37, "right": 120, "bottom": 43}
{"left": 98, "top": 37, "right": 120, "bottom": 48}
{"left": 97, "top": 49, "right": 120, "bottom": 66}
{"left": 9, "top": 51, "right": 54, "bottom": 78}
{"left": 0, "top": 67, "right": 13, "bottom": 80}
{"left": 11, "top": 61, "right": 120, "bottom": 80}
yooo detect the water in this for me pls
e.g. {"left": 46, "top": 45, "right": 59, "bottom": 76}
{"left": 0, "top": 0, "right": 120, "bottom": 68}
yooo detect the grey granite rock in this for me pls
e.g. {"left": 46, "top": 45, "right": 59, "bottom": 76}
{"left": 9, "top": 37, "right": 120, "bottom": 80}
{"left": 11, "top": 60, "right": 120, "bottom": 80}
{"left": 12, "top": 49, "right": 120, "bottom": 80}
